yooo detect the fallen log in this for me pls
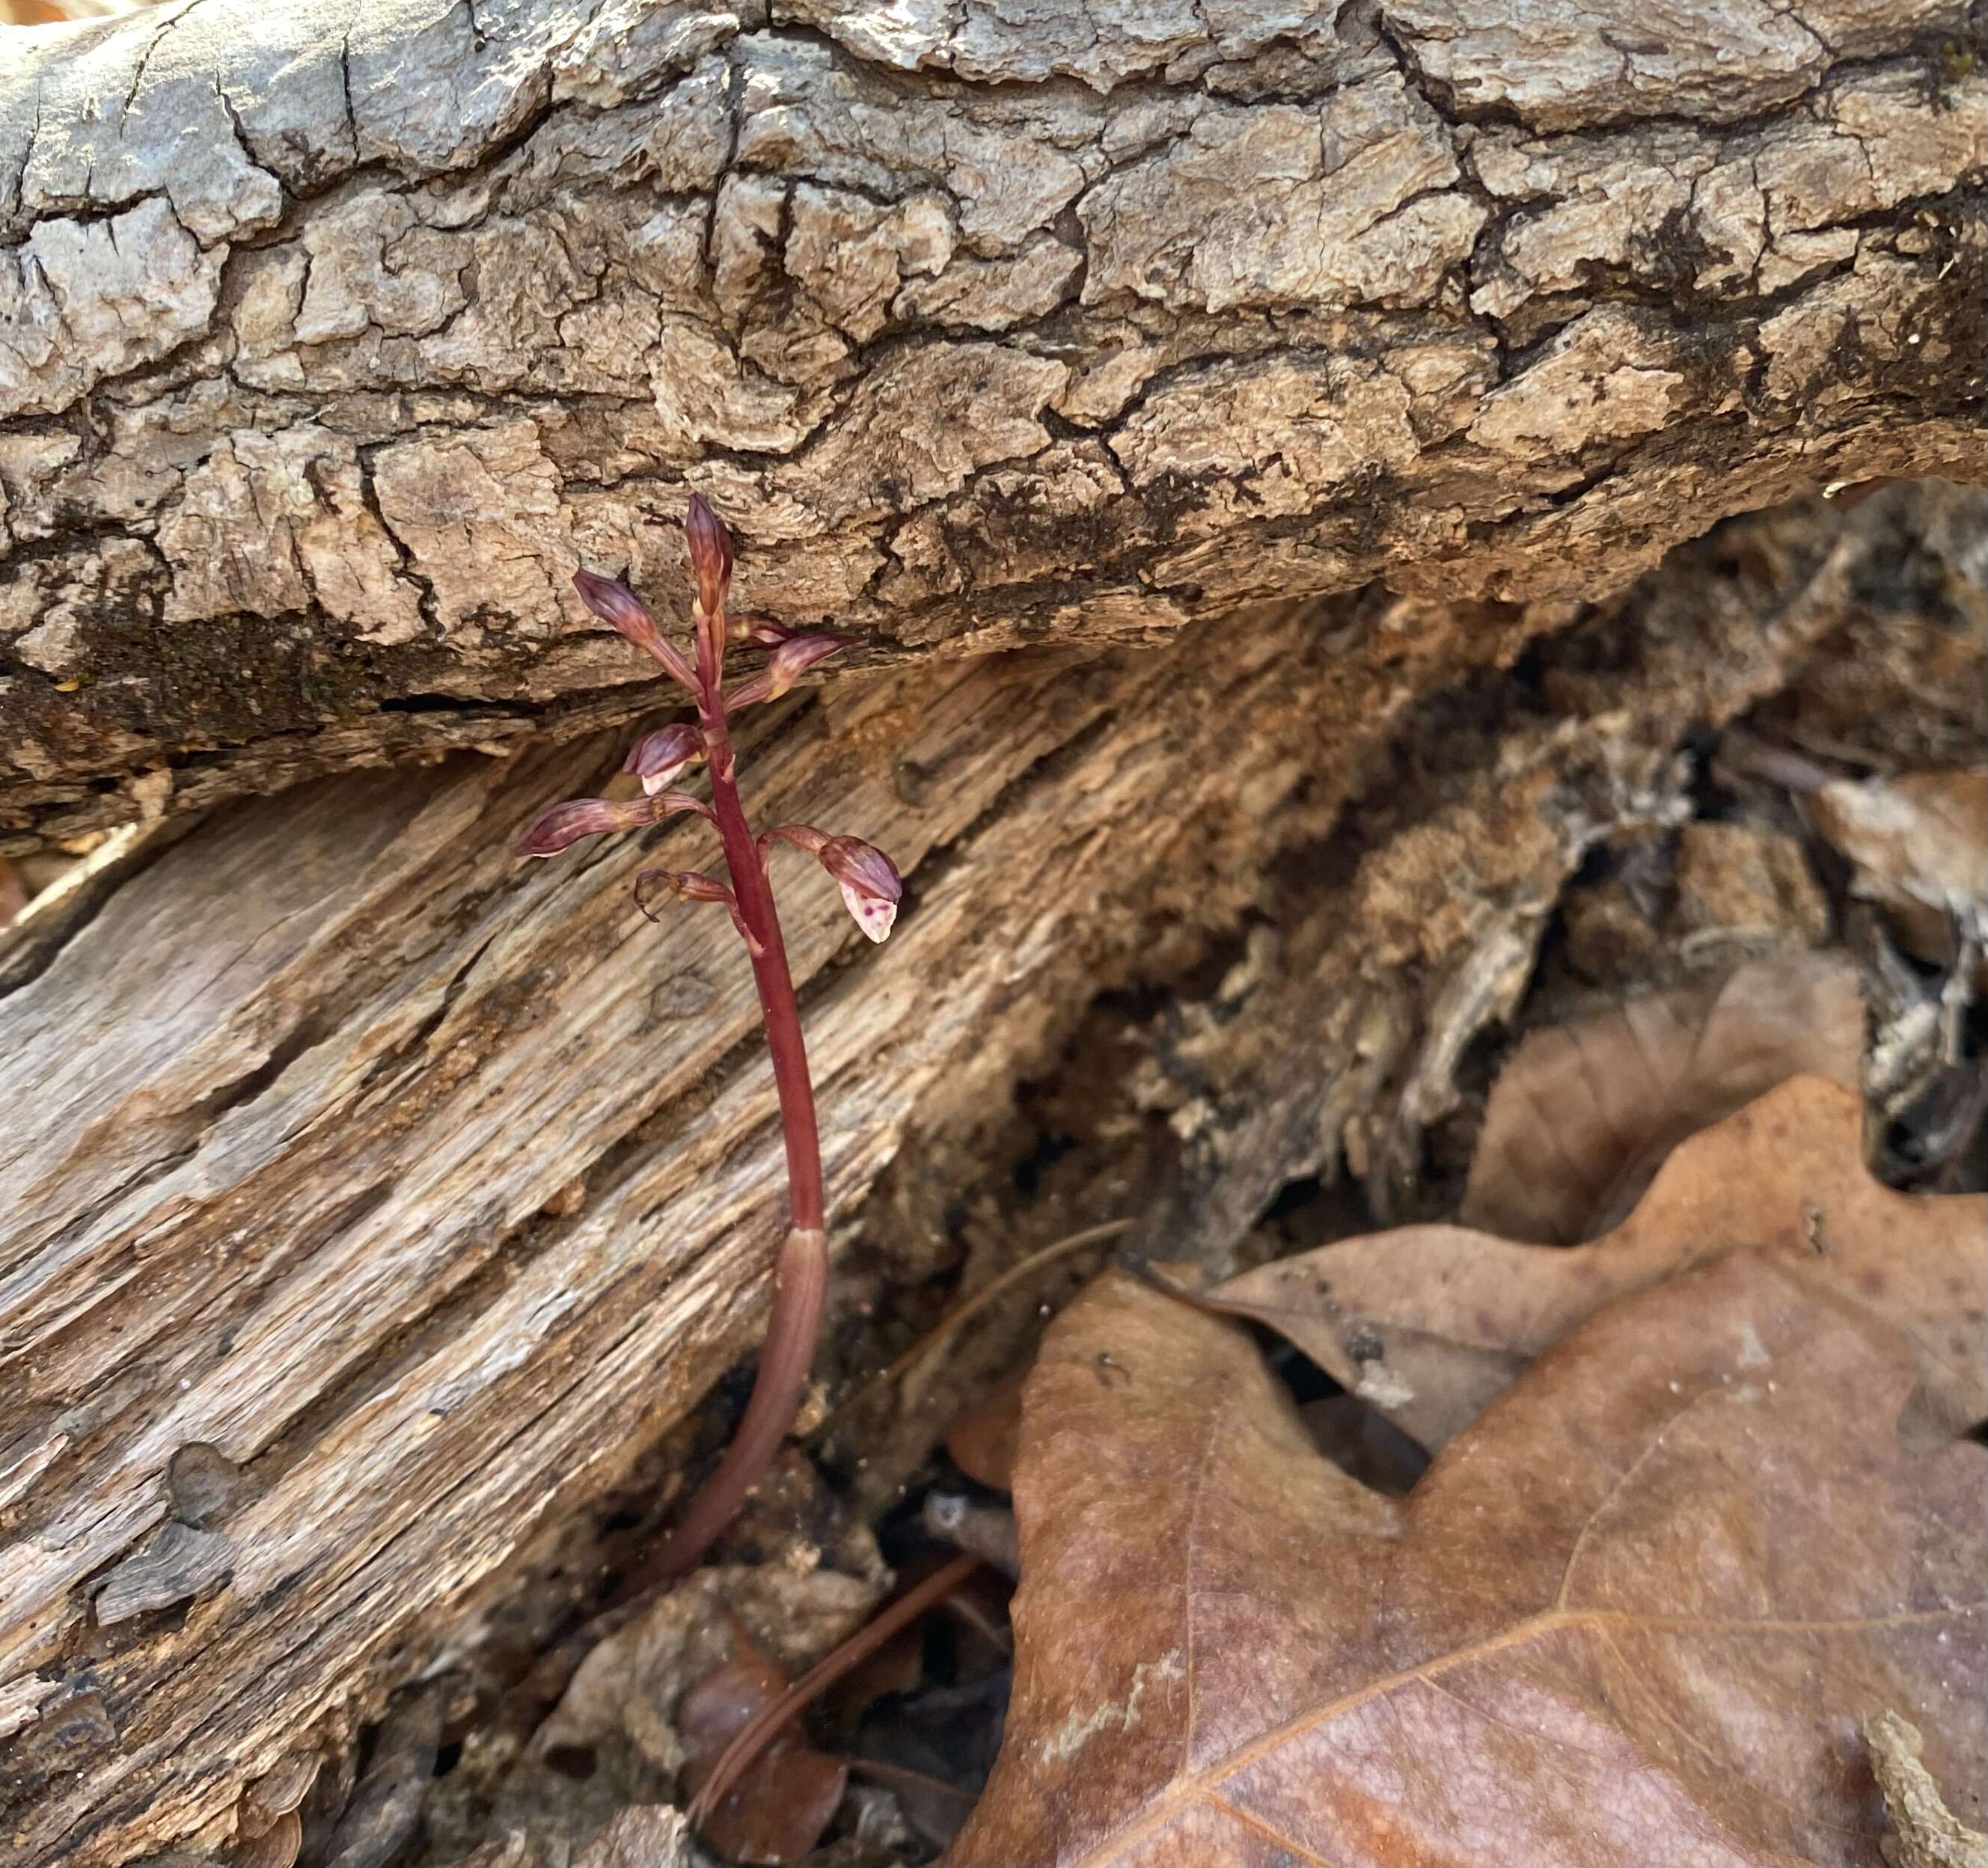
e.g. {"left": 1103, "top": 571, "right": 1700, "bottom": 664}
{"left": 1, "top": 0, "right": 1983, "bottom": 848}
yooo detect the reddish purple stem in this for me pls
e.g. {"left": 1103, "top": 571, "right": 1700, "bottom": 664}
{"left": 699, "top": 693, "right": 826, "bottom": 1237}
{"left": 596, "top": 504, "right": 836, "bottom": 1587}
{"left": 638, "top": 637, "right": 830, "bottom": 1581}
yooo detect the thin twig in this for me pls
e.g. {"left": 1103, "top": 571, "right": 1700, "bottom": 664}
{"left": 686, "top": 1552, "right": 981, "bottom": 1834}
{"left": 807, "top": 1219, "right": 1131, "bottom": 1446}
{"left": 940, "top": 1584, "right": 1014, "bottom": 1655}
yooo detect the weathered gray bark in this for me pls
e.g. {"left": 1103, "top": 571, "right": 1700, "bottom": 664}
{"left": 2, "top": 0, "right": 1984, "bottom": 851}
{"left": 1, "top": 480, "right": 1980, "bottom": 1864}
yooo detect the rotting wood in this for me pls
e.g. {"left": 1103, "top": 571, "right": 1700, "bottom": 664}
{"left": 316, "top": 1682, "right": 442, "bottom": 1868}
{"left": 1, "top": 483, "right": 1978, "bottom": 1865}
{"left": 1, "top": 0, "right": 1984, "bottom": 851}
{"left": 819, "top": 478, "right": 1987, "bottom": 1516}
{"left": 91, "top": 1522, "right": 235, "bottom": 1629}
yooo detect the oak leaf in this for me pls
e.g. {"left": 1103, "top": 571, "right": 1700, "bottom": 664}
{"left": 950, "top": 1254, "right": 1986, "bottom": 1867}
{"left": 1462, "top": 954, "right": 1865, "bottom": 1244}
{"left": 946, "top": 1373, "right": 1027, "bottom": 1492}
{"left": 1205, "top": 1075, "right": 1985, "bottom": 1451}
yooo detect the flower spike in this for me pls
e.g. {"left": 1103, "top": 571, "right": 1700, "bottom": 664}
{"left": 524, "top": 504, "right": 901, "bottom": 1643}
{"left": 623, "top": 722, "right": 706, "bottom": 794}
{"left": 573, "top": 571, "right": 697, "bottom": 692}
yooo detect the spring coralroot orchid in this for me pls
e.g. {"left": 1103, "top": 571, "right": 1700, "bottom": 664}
{"left": 517, "top": 495, "right": 899, "bottom": 1591}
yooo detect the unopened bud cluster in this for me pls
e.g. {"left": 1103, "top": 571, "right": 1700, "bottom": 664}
{"left": 519, "top": 496, "right": 902, "bottom": 947}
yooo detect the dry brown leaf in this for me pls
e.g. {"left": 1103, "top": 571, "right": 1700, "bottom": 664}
{"left": 1463, "top": 952, "right": 1865, "bottom": 1243}
{"left": 946, "top": 1374, "right": 1026, "bottom": 1491}
{"left": 1809, "top": 768, "right": 1988, "bottom": 964}
{"left": 677, "top": 1618, "right": 848, "bottom": 1867}
{"left": 949, "top": 1255, "right": 1987, "bottom": 1867}
{"left": 1205, "top": 1074, "right": 1985, "bottom": 1451}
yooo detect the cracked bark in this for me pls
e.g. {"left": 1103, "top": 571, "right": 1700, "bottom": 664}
{"left": 1, "top": 0, "right": 1983, "bottom": 852}
{"left": 0, "top": 478, "right": 1980, "bottom": 1865}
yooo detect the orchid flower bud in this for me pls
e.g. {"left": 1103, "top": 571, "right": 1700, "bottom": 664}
{"left": 725, "top": 635, "right": 851, "bottom": 710}
{"left": 760, "top": 825, "right": 902, "bottom": 941}
{"left": 518, "top": 796, "right": 657, "bottom": 857}
{"left": 732, "top": 612, "right": 790, "bottom": 647}
{"left": 684, "top": 494, "right": 734, "bottom": 623}
{"left": 634, "top": 866, "right": 734, "bottom": 914}
{"left": 820, "top": 835, "right": 903, "bottom": 942}
{"left": 572, "top": 569, "right": 651, "bottom": 639}
{"left": 634, "top": 866, "right": 762, "bottom": 953}
{"left": 573, "top": 570, "right": 697, "bottom": 692}
{"left": 765, "top": 634, "right": 851, "bottom": 699}
{"left": 519, "top": 790, "right": 710, "bottom": 857}
{"left": 623, "top": 722, "right": 706, "bottom": 794}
